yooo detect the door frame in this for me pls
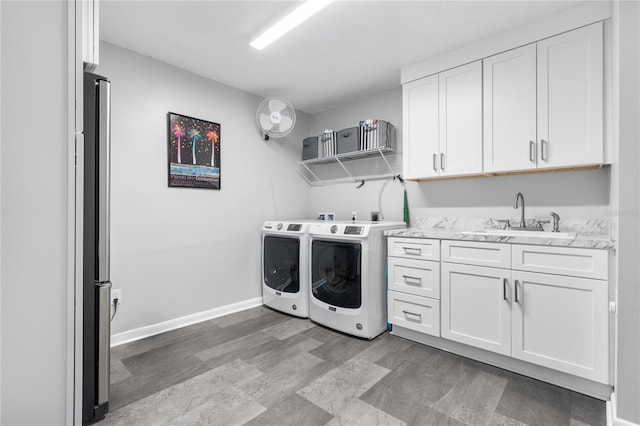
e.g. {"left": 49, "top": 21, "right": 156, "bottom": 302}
{"left": 67, "top": 1, "right": 85, "bottom": 424}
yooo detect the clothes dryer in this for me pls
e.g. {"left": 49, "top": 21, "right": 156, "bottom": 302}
{"left": 262, "top": 221, "right": 312, "bottom": 318}
{"left": 308, "top": 221, "right": 406, "bottom": 338}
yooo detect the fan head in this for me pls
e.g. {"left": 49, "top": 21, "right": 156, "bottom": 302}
{"left": 256, "top": 97, "right": 296, "bottom": 140}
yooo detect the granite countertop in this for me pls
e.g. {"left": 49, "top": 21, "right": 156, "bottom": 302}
{"left": 384, "top": 224, "right": 615, "bottom": 250}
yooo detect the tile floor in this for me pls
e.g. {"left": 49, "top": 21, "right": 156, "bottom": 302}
{"left": 105, "top": 306, "right": 606, "bottom": 426}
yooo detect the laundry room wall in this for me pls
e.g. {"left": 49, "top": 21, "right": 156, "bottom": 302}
{"left": 308, "top": 89, "right": 612, "bottom": 229}
{"left": 96, "top": 42, "right": 311, "bottom": 337}
{"left": 307, "top": 88, "right": 407, "bottom": 223}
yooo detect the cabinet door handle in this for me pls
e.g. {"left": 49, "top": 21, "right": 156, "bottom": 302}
{"left": 529, "top": 141, "right": 536, "bottom": 163}
{"left": 515, "top": 280, "right": 520, "bottom": 303}
{"left": 402, "top": 310, "right": 422, "bottom": 319}
{"left": 541, "top": 139, "right": 548, "bottom": 161}
{"left": 403, "top": 247, "right": 422, "bottom": 256}
{"left": 402, "top": 274, "right": 422, "bottom": 284}
{"left": 503, "top": 278, "right": 508, "bottom": 301}
{"left": 432, "top": 153, "right": 438, "bottom": 172}
{"left": 440, "top": 153, "right": 446, "bottom": 171}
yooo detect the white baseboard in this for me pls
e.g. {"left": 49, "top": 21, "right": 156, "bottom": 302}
{"left": 111, "top": 297, "right": 263, "bottom": 347}
{"left": 609, "top": 392, "right": 640, "bottom": 426}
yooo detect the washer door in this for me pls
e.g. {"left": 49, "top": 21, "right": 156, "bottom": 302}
{"left": 263, "top": 236, "right": 300, "bottom": 293}
{"left": 311, "top": 240, "right": 361, "bottom": 309}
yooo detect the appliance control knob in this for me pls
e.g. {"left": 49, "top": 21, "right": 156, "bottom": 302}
{"left": 330, "top": 225, "right": 338, "bottom": 234}
{"left": 277, "top": 223, "right": 283, "bottom": 230}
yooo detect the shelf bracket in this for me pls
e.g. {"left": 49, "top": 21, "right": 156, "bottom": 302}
{"left": 299, "top": 161, "right": 324, "bottom": 186}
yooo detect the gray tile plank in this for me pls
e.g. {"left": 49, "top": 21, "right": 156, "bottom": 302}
{"left": 109, "top": 357, "right": 210, "bottom": 411}
{"left": 109, "top": 358, "right": 131, "bottom": 385}
{"left": 245, "top": 337, "right": 324, "bottom": 372}
{"left": 104, "top": 359, "right": 264, "bottom": 425}
{"left": 298, "top": 358, "right": 391, "bottom": 415}
{"left": 240, "top": 351, "right": 334, "bottom": 408}
{"left": 570, "top": 392, "right": 607, "bottom": 426}
{"left": 448, "top": 370, "right": 509, "bottom": 425}
{"left": 326, "top": 398, "right": 406, "bottom": 426}
{"left": 495, "top": 374, "right": 572, "bottom": 426}
{"left": 409, "top": 405, "right": 467, "bottom": 426}
{"left": 309, "top": 334, "right": 371, "bottom": 364}
{"left": 245, "top": 393, "right": 334, "bottom": 426}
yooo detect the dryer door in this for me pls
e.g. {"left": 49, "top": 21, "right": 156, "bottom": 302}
{"left": 311, "top": 240, "right": 362, "bottom": 309}
{"left": 263, "top": 236, "right": 300, "bottom": 293}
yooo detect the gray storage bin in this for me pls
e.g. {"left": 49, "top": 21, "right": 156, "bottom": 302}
{"left": 302, "top": 136, "right": 319, "bottom": 160}
{"left": 337, "top": 127, "right": 360, "bottom": 155}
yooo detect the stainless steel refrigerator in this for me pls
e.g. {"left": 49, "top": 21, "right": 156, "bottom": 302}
{"left": 83, "top": 72, "right": 111, "bottom": 425}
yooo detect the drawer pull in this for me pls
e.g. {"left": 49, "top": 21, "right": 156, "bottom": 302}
{"left": 402, "top": 274, "right": 422, "bottom": 284}
{"left": 402, "top": 247, "right": 422, "bottom": 256}
{"left": 503, "top": 278, "right": 507, "bottom": 301}
{"left": 515, "top": 280, "right": 520, "bottom": 304}
{"left": 402, "top": 310, "right": 422, "bottom": 319}
{"left": 529, "top": 140, "right": 536, "bottom": 163}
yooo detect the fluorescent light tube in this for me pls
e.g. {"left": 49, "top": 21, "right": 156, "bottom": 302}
{"left": 250, "top": 0, "right": 334, "bottom": 50}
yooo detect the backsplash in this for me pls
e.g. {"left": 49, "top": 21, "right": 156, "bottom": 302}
{"left": 414, "top": 216, "right": 610, "bottom": 237}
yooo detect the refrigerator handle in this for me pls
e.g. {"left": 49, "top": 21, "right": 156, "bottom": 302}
{"left": 97, "top": 282, "right": 111, "bottom": 405}
{"left": 97, "top": 79, "right": 111, "bottom": 282}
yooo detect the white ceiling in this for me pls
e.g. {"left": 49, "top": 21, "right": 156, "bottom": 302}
{"left": 100, "top": 0, "right": 585, "bottom": 114}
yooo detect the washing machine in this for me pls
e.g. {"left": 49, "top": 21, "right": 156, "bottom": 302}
{"left": 262, "top": 221, "right": 313, "bottom": 318}
{"left": 308, "top": 221, "right": 406, "bottom": 339}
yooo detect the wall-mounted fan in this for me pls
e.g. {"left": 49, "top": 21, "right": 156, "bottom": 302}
{"left": 256, "top": 97, "right": 296, "bottom": 140}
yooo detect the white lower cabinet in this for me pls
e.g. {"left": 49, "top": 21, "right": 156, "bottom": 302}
{"left": 511, "top": 270, "right": 609, "bottom": 383}
{"left": 441, "top": 263, "right": 511, "bottom": 356}
{"left": 388, "top": 290, "right": 440, "bottom": 336}
{"left": 389, "top": 238, "right": 611, "bottom": 386}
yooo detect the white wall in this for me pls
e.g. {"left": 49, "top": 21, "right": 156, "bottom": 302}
{"left": 308, "top": 88, "right": 612, "bottom": 228}
{"left": 96, "top": 42, "right": 310, "bottom": 335}
{"left": 308, "top": 88, "right": 405, "bottom": 222}
{"left": 613, "top": 0, "right": 640, "bottom": 422}
{"left": 0, "top": 1, "right": 69, "bottom": 424}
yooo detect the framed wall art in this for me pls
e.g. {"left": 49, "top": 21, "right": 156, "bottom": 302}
{"left": 167, "top": 112, "right": 221, "bottom": 189}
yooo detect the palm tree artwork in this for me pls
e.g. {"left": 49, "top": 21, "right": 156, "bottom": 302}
{"left": 173, "top": 124, "right": 185, "bottom": 163}
{"left": 206, "top": 130, "right": 219, "bottom": 167}
{"left": 188, "top": 128, "right": 201, "bottom": 165}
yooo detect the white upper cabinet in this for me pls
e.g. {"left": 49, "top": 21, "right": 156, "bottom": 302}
{"left": 484, "top": 22, "right": 604, "bottom": 173}
{"left": 403, "top": 75, "right": 439, "bottom": 179}
{"left": 483, "top": 44, "right": 537, "bottom": 173}
{"left": 537, "top": 22, "right": 604, "bottom": 169}
{"left": 402, "top": 61, "right": 482, "bottom": 179}
{"left": 439, "top": 62, "right": 483, "bottom": 177}
{"left": 405, "top": 21, "right": 605, "bottom": 178}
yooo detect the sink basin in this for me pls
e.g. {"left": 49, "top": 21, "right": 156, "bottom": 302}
{"left": 462, "top": 229, "right": 577, "bottom": 239}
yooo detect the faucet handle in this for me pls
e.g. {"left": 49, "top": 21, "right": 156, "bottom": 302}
{"left": 496, "top": 219, "right": 510, "bottom": 230}
{"left": 550, "top": 212, "right": 560, "bottom": 232}
{"left": 536, "top": 219, "right": 550, "bottom": 230}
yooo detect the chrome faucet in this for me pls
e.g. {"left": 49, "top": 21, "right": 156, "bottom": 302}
{"left": 550, "top": 212, "right": 560, "bottom": 232}
{"left": 514, "top": 192, "right": 525, "bottom": 228}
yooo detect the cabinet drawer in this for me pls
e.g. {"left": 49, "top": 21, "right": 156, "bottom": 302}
{"left": 388, "top": 238, "right": 440, "bottom": 261}
{"left": 388, "top": 290, "right": 440, "bottom": 337}
{"left": 512, "top": 245, "right": 608, "bottom": 280}
{"left": 388, "top": 257, "right": 440, "bottom": 299}
{"left": 441, "top": 240, "right": 511, "bottom": 268}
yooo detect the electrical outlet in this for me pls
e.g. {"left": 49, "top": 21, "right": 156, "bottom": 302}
{"left": 111, "top": 289, "right": 122, "bottom": 305}
{"left": 351, "top": 211, "right": 358, "bottom": 222}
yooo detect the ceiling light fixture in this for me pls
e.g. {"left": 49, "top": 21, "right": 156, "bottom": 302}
{"left": 250, "top": 0, "right": 334, "bottom": 50}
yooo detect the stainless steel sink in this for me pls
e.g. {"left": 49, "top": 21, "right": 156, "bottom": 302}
{"left": 462, "top": 229, "right": 577, "bottom": 239}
